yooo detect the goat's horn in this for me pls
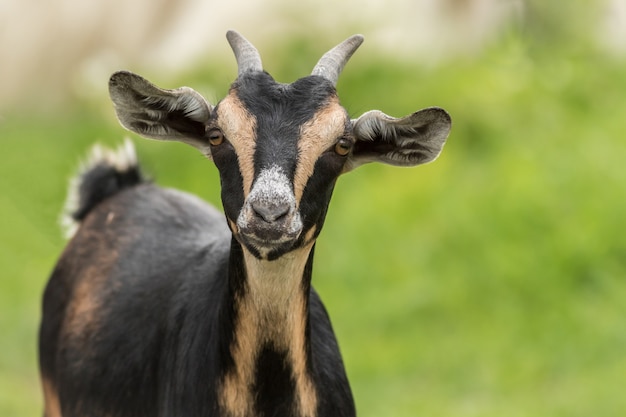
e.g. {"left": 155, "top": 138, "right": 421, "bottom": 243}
{"left": 226, "top": 30, "right": 263, "bottom": 76}
{"left": 311, "top": 35, "right": 364, "bottom": 86}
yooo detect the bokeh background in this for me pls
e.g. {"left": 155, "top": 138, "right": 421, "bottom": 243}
{"left": 2, "top": 0, "right": 625, "bottom": 416}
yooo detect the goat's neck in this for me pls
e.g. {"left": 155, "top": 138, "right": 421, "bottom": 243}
{"left": 220, "top": 238, "right": 318, "bottom": 417}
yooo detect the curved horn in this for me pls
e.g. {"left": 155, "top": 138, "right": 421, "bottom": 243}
{"left": 226, "top": 30, "right": 263, "bottom": 76}
{"left": 311, "top": 35, "right": 364, "bottom": 85}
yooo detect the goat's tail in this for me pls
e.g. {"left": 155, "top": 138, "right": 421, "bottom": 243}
{"left": 61, "top": 139, "right": 145, "bottom": 238}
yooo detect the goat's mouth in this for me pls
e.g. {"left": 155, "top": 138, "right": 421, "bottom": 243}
{"left": 238, "top": 221, "right": 302, "bottom": 248}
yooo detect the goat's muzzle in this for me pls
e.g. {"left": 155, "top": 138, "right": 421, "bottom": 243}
{"left": 236, "top": 166, "right": 303, "bottom": 250}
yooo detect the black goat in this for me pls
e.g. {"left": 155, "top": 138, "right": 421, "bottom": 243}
{"left": 39, "top": 31, "right": 451, "bottom": 417}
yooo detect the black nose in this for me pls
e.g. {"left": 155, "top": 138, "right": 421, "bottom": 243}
{"left": 251, "top": 200, "right": 291, "bottom": 223}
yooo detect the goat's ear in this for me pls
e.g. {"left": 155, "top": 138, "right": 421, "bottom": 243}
{"left": 109, "top": 71, "right": 213, "bottom": 153}
{"left": 345, "top": 107, "right": 451, "bottom": 172}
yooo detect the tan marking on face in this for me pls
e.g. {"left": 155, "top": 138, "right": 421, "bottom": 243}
{"left": 219, "top": 243, "right": 318, "bottom": 417}
{"left": 294, "top": 96, "right": 347, "bottom": 202}
{"left": 227, "top": 218, "right": 238, "bottom": 235}
{"left": 42, "top": 377, "right": 62, "bottom": 417}
{"left": 216, "top": 92, "right": 258, "bottom": 197}
{"left": 303, "top": 225, "right": 318, "bottom": 246}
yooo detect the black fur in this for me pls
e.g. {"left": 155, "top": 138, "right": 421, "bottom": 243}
{"left": 254, "top": 346, "right": 297, "bottom": 416}
{"left": 72, "top": 161, "right": 143, "bottom": 221}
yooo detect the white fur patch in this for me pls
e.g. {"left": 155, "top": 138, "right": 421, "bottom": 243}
{"left": 248, "top": 165, "right": 295, "bottom": 213}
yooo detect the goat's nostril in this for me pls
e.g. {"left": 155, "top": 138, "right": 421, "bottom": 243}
{"left": 251, "top": 201, "right": 290, "bottom": 223}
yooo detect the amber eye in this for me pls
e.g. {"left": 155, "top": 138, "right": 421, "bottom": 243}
{"left": 334, "top": 138, "right": 353, "bottom": 156}
{"left": 207, "top": 129, "right": 224, "bottom": 146}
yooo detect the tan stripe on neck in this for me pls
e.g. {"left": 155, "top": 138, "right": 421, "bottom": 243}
{"left": 219, "top": 243, "right": 318, "bottom": 417}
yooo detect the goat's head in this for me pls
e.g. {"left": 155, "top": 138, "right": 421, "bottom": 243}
{"left": 108, "top": 31, "right": 451, "bottom": 260}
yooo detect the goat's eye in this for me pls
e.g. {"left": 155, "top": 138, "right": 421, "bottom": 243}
{"left": 334, "top": 138, "right": 353, "bottom": 156}
{"left": 207, "top": 129, "right": 225, "bottom": 146}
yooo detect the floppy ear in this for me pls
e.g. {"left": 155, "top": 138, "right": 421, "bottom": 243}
{"left": 345, "top": 107, "right": 451, "bottom": 172}
{"left": 108, "top": 71, "right": 213, "bottom": 153}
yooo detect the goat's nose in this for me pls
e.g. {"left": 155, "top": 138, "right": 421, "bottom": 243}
{"left": 251, "top": 200, "right": 291, "bottom": 223}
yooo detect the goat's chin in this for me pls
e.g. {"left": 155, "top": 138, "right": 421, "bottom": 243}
{"left": 234, "top": 219, "right": 303, "bottom": 258}
{"left": 237, "top": 233, "right": 303, "bottom": 261}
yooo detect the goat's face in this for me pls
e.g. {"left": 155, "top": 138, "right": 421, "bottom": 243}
{"left": 210, "top": 73, "right": 351, "bottom": 259}
{"left": 109, "top": 31, "right": 451, "bottom": 260}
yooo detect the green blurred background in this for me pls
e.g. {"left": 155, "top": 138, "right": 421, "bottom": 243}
{"left": 1, "top": 1, "right": 625, "bottom": 416}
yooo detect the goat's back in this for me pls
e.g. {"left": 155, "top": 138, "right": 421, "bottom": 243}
{"left": 40, "top": 182, "right": 231, "bottom": 416}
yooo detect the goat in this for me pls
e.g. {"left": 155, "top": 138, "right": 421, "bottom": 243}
{"left": 39, "top": 31, "right": 451, "bottom": 417}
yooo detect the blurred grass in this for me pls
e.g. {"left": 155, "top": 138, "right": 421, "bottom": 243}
{"left": 2, "top": 14, "right": 626, "bottom": 417}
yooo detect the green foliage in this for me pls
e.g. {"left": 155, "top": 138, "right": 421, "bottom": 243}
{"left": 2, "top": 19, "right": 625, "bottom": 417}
